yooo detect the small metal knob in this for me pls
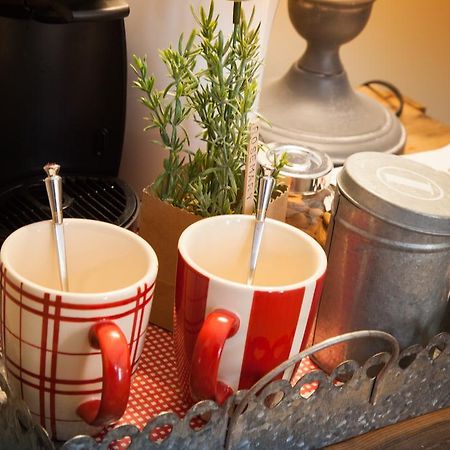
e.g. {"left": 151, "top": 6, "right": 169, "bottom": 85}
{"left": 43, "top": 163, "right": 61, "bottom": 178}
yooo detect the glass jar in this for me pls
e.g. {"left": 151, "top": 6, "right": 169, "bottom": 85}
{"left": 259, "top": 144, "right": 334, "bottom": 248}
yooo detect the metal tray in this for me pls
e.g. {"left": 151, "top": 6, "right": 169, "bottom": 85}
{"left": 1, "top": 330, "right": 449, "bottom": 449}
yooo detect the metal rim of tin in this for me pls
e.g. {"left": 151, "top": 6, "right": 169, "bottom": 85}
{"left": 258, "top": 143, "right": 334, "bottom": 195}
{"left": 337, "top": 152, "right": 450, "bottom": 236}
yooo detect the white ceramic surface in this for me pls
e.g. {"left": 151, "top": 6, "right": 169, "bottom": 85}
{"left": 175, "top": 215, "right": 327, "bottom": 402}
{"left": 0, "top": 219, "right": 158, "bottom": 441}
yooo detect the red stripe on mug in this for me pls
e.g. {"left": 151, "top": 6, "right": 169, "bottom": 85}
{"left": 39, "top": 293, "right": 50, "bottom": 428}
{"left": 175, "top": 255, "right": 210, "bottom": 355}
{"left": 3, "top": 324, "right": 147, "bottom": 356}
{"left": 3, "top": 272, "right": 154, "bottom": 310}
{"left": 19, "top": 281, "right": 24, "bottom": 399}
{"left": 300, "top": 274, "right": 325, "bottom": 351}
{"left": 7, "top": 368, "right": 103, "bottom": 395}
{"left": 5, "top": 356, "right": 103, "bottom": 385}
{"left": 239, "top": 287, "right": 306, "bottom": 389}
{"left": 129, "top": 286, "right": 141, "bottom": 364}
{"left": 31, "top": 412, "right": 84, "bottom": 424}
{"left": 175, "top": 254, "right": 209, "bottom": 401}
{"left": 50, "top": 294, "right": 62, "bottom": 437}
{"left": 2, "top": 286, "right": 153, "bottom": 323}
{"left": 132, "top": 284, "right": 147, "bottom": 368}
{"left": 1, "top": 266, "right": 7, "bottom": 366}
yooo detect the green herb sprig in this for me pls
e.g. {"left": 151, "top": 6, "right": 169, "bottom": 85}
{"left": 132, "top": 1, "right": 270, "bottom": 217}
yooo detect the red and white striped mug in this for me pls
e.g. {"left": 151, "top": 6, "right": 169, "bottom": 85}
{"left": 174, "top": 215, "right": 327, "bottom": 404}
{"left": 0, "top": 219, "right": 158, "bottom": 441}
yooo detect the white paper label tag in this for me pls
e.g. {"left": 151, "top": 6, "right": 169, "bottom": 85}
{"left": 243, "top": 121, "right": 259, "bottom": 214}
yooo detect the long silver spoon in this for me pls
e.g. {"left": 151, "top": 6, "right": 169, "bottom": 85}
{"left": 44, "top": 163, "right": 69, "bottom": 291}
{"left": 247, "top": 172, "right": 275, "bottom": 285}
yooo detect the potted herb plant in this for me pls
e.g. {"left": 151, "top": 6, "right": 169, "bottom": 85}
{"left": 132, "top": 0, "right": 287, "bottom": 329}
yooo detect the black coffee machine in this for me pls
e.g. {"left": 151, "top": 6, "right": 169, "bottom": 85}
{"left": 0, "top": 0, "right": 137, "bottom": 242}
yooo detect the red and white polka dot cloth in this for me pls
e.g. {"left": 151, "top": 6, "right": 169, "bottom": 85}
{"left": 97, "top": 324, "right": 317, "bottom": 449}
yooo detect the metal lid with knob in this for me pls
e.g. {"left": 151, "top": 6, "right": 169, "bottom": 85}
{"left": 258, "top": 143, "right": 334, "bottom": 194}
{"left": 338, "top": 152, "right": 450, "bottom": 236}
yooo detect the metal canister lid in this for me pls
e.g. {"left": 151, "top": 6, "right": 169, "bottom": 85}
{"left": 258, "top": 144, "right": 333, "bottom": 194}
{"left": 338, "top": 152, "right": 450, "bottom": 235}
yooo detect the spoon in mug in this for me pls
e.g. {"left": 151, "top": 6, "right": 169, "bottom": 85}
{"left": 44, "top": 163, "right": 69, "bottom": 291}
{"left": 247, "top": 171, "right": 275, "bottom": 285}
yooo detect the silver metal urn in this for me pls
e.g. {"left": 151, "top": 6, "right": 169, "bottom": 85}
{"left": 259, "top": 0, "right": 406, "bottom": 164}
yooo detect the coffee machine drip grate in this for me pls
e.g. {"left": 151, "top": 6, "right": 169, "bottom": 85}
{"left": 0, "top": 175, "right": 139, "bottom": 245}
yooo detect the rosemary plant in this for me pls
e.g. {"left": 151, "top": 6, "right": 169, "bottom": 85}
{"left": 132, "top": 1, "right": 263, "bottom": 217}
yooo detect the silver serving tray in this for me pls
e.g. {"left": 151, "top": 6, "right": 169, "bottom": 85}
{"left": 1, "top": 330, "right": 449, "bottom": 450}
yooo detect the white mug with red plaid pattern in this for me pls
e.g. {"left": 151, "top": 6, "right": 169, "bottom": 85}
{"left": 0, "top": 218, "right": 158, "bottom": 441}
{"left": 174, "top": 215, "right": 327, "bottom": 405}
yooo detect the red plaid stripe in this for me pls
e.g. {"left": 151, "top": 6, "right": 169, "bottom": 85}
{"left": 2, "top": 284, "right": 154, "bottom": 323}
{"left": 1, "top": 267, "right": 155, "bottom": 440}
{"left": 39, "top": 292, "right": 50, "bottom": 428}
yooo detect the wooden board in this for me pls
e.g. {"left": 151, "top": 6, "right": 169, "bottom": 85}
{"left": 327, "top": 406, "right": 450, "bottom": 449}
{"left": 359, "top": 85, "right": 450, "bottom": 154}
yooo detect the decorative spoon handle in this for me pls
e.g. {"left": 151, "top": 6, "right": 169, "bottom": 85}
{"left": 247, "top": 173, "right": 275, "bottom": 285}
{"left": 44, "top": 163, "right": 69, "bottom": 291}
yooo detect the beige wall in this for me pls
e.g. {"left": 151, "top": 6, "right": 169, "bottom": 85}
{"left": 263, "top": 0, "right": 450, "bottom": 127}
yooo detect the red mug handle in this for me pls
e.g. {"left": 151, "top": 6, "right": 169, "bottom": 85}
{"left": 190, "top": 309, "right": 240, "bottom": 404}
{"left": 77, "top": 321, "right": 131, "bottom": 426}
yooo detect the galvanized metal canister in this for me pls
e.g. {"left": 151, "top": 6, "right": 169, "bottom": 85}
{"left": 313, "top": 152, "right": 450, "bottom": 372}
